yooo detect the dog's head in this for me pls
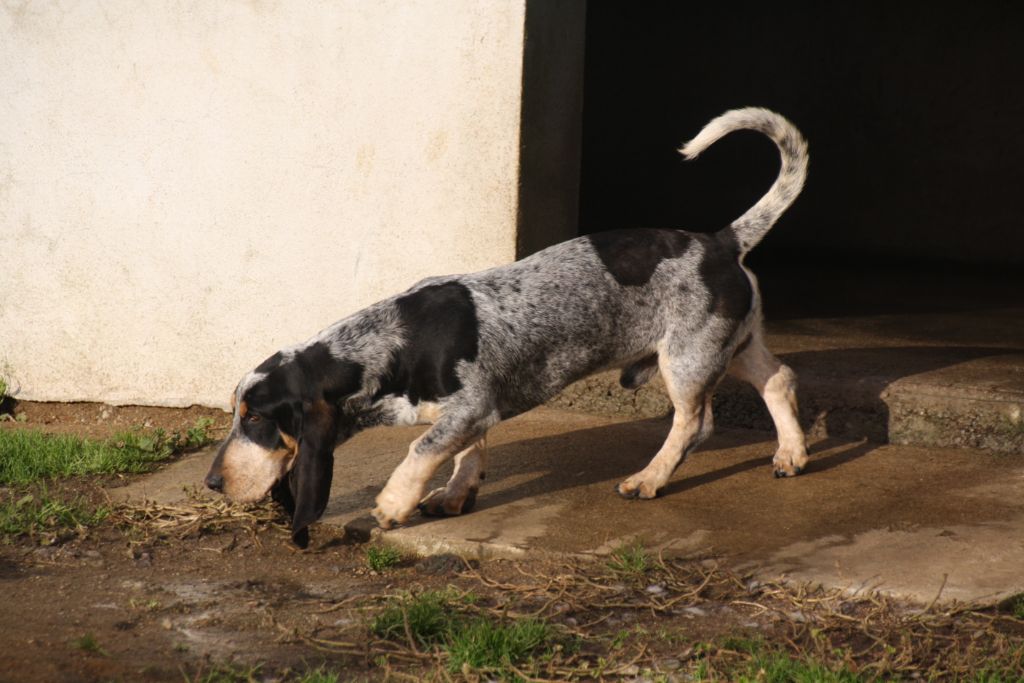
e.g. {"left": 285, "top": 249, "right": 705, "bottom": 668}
{"left": 205, "top": 346, "right": 362, "bottom": 547}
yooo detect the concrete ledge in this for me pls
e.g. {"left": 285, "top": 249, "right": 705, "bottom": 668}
{"left": 550, "top": 310, "right": 1024, "bottom": 454}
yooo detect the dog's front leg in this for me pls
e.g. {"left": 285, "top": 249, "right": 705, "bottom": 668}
{"left": 373, "top": 414, "right": 488, "bottom": 529}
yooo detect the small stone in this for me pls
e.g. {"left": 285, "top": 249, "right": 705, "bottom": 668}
{"left": 415, "top": 553, "right": 462, "bottom": 575}
{"left": 31, "top": 546, "right": 58, "bottom": 560}
{"left": 645, "top": 583, "right": 666, "bottom": 595}
{"left": 160, "top": 618, "right": 172, "bottom": 630}
{"left": 659, "top": 657, "right": 682, "bottom": 671}
{"left": 682, "top": 606, "right": 707, "bottom": 617}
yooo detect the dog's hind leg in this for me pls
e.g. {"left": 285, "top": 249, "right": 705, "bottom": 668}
{"left": 373, "top": 412, "right": 494, "bottom": 529}
{"left": 418, "top": 436, "right": 488, "bottom": 517}
{"left": 616, "top": 342, "right": 724, "bottom": 499}
{"left": 728, "top": 332, "right": 807, "bottom": 477}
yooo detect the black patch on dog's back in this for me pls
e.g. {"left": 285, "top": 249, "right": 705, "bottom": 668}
{"left": 296, "top": 343, "right": 365, "bottom": 404}
{"left": 697, "top": 232, "right": 752, "bottom": 320}
{"left": 587, "top": 229, "right": 692, "bottom": 286}
{"left": 376, "top": 282, "right": 480, "bottom": 403}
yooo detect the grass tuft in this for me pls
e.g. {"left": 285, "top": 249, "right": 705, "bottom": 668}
{"left": 365, "top": 544, "right": 403, "bottom": 571}
{"left": 0, "top": 490, "right": 109, "bottom": 539}
{"left": 734, "top": 651, "right": 864, "bottom": 682}
{"left": 72, "top": 632, "right": 107, "bottom": 656}
{"left": 371, "top": 590, "right": 461, "bottom": 649}
{"left": 698, "top": 637, "right": 865, "bottom": 683}
{"left": 371, "top": 589, "right": 557, "bottom": 675}
{"left": 294, "top": 669, "right": 340, "bottom": 683}
{"left": 1013, "top": 594, "right": 1024, "bottom": 620}
{"left": 447, "top": 617, "right": 551, "bottom": 672}
{"left": 607, "top": 538, "right": 651, "bottom": 574}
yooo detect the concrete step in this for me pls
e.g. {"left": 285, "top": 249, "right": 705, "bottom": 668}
{"left": 550, "top": 307, "right": 1024, "bottom": 454}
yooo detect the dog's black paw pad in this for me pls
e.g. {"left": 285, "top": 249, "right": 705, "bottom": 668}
{"left": 417, "top": 502, "right": 447, "bottom": 518}
{"left": 615, "top": 485, "right": 640, "bottom": 500}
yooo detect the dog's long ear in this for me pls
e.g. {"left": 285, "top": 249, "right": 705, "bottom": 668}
{"left": 285, "top": 400, "right": 338, "bottom": 548}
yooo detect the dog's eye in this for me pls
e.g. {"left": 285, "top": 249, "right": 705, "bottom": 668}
{"left": 245, "top": 413, "right": 261, "bottom": 423}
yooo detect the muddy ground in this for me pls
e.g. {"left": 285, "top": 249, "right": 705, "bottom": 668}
{"left": 2, "top": 403, "right": 1023, "bottom": 682}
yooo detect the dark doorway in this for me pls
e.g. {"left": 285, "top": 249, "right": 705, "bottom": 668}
{"left": 579, "top": 2, "right": 1024, "bottom": 319}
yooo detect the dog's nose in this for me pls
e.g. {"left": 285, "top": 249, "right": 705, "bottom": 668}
{"left": 205, "top": 472, "right": 225, "bottom": 492}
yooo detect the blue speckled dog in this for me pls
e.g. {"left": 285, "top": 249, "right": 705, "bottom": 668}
{"left": 206, "top": 108, "right": 810, "bottom": 547}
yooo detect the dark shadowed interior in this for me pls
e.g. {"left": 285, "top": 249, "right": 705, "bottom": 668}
{"left": 579, "top": 2, "right": 1024, "bottom": 319}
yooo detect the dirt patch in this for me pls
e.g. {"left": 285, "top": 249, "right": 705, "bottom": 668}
{"left": 2, "top": 407, "right": 1024, "bottom": 681}
{"left": 1, "top": 400, "right": 231, "bottom": 442}
{"left": 2, "top": 491, "right": 1023, "bottom": 682}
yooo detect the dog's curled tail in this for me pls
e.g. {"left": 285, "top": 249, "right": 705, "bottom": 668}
{"left": 679, "top": 107, "right": 808, "bottom": 254}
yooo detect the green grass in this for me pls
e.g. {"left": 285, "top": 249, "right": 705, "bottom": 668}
{"left": 734, "top": 651, "right": 863, "bottom": 683}
{"left": 695, "top": 637, "right": 865, "bottom": 683}
{"left": 1012, "top": 594, "right": 1024, "bottom": 620}
{"left": 0, "top": 491, "right": 109, "bottom": 538}
{"left": 447, "top": 617, "right": 552, "bottom": 672}
{"left": 191, "top": 663, "right": 264, "bottom": 683}
{"left": 0, "top": 418, "right": 215, "bottom": 485}
{"left": 607, "top": 538, "right": 651, "bottom": 574}
{"left": 365, "top": 544, "right": 403, "bottom": 571}
{"left": 371, "top": 589, "right": 462, "bottom": 648}
{"left": 188, "top": 665, "right": 341, "bottom": 683}
{"left": 294, "top": 670, "right": 340, "bottom": 683}
{"left": 371, "top": 589, "right": 558, "bottom": 675}
{"left": 72, "top": 632, "right": 107, "bottom": 656}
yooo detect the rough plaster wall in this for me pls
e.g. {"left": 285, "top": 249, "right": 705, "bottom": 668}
{"left": 0, "top": 0, "right": 526, "bottom": 408}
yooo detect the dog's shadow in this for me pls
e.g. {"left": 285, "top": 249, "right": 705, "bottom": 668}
{"left": 474, "top": 422, "right": 880, "bottom": 511}
{"left": 331, "top": 343, "right": 1021, "bottom": 521}
{"left": 330, "top": 416, "right": 881, "bottom": 522}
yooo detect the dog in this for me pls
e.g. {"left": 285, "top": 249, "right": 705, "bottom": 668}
{"left": 205, "top": 107, "right": 809, "bottom": 548}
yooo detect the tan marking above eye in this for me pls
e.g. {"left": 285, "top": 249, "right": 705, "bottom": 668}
{"left": 239, "top": 400, "right": 248, "bottom": 418}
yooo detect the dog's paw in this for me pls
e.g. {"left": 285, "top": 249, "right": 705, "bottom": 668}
{"left": 772, "top": 446, "right": 808, "bottom": 478}
{"left": 615, "top": 475, "right": 659, "bottom": 500}
{"left": 418, "top": 486, "right": 478, "bottom": 517}
{"left": 373, "top": 489, "right": 417, "bottom": 529}
{"left": 371, "top": 506, "right": 398, "bottom": 529}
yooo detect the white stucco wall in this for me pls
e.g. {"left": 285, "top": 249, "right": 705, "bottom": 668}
{"left": 0, "top": 0, "right": 526, "bottom": 408}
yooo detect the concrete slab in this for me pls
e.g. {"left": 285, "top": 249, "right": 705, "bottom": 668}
{"left": 113, "top": 407, "right": 1024, "bottom": 606}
